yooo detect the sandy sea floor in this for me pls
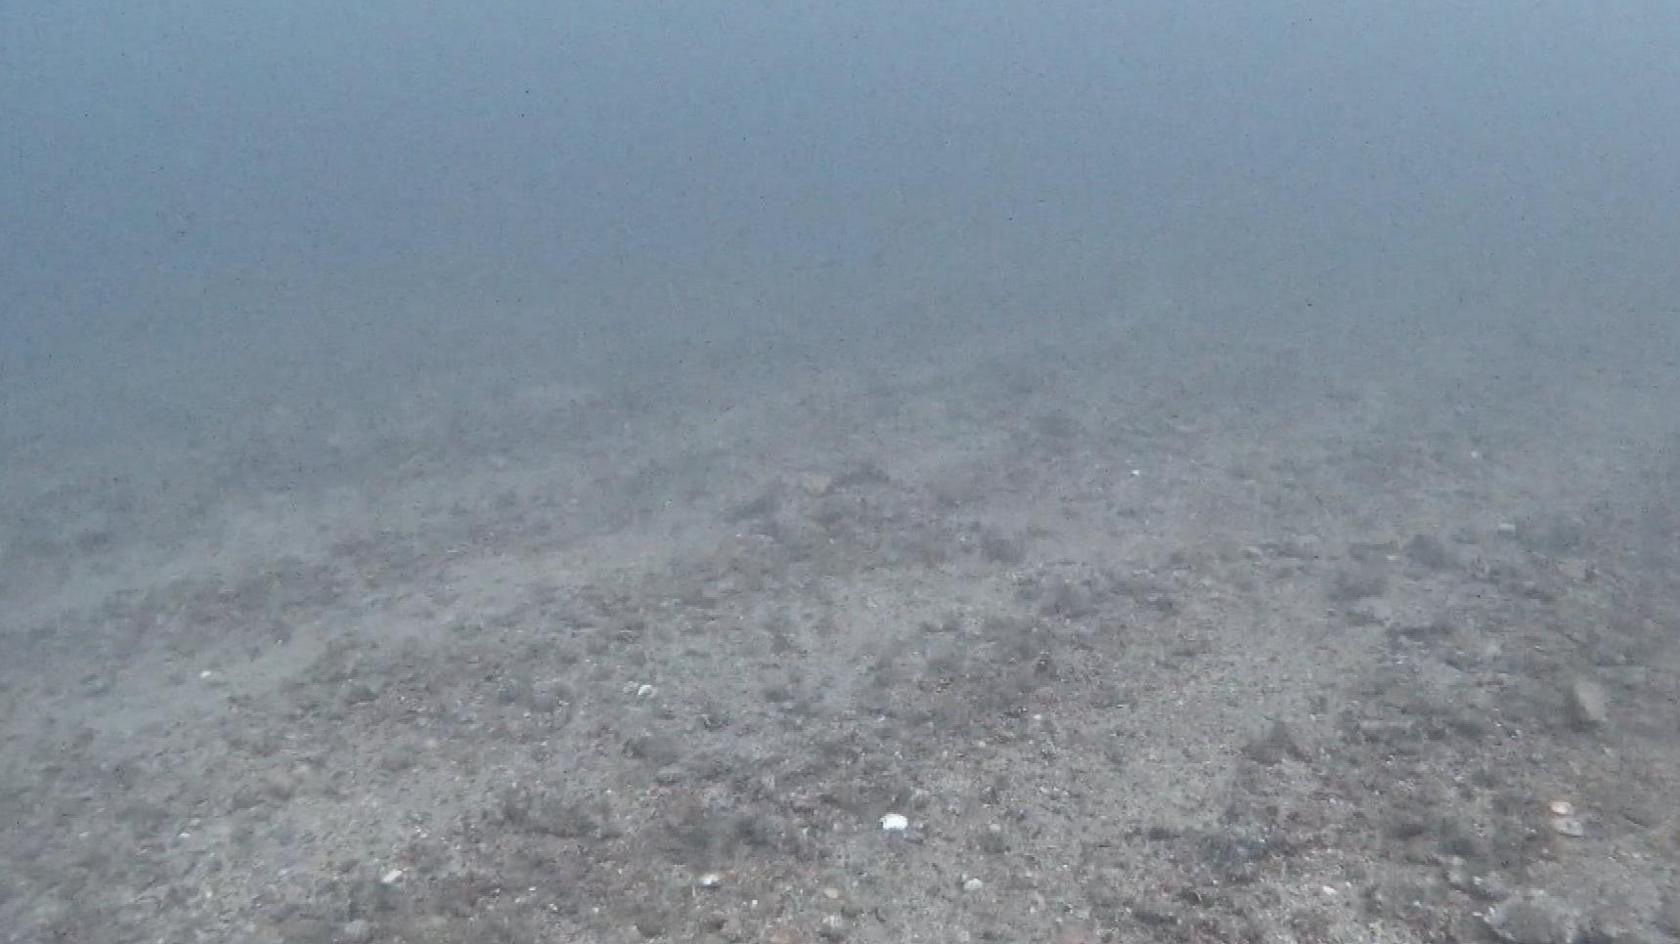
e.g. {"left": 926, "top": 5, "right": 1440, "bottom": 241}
{"left": 3, "top": 309, "right": 1679, "bottom": 944}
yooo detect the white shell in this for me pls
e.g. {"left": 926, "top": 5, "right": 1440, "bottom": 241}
{"left": 879, "top": 813, "right": 909, "bottom": 832}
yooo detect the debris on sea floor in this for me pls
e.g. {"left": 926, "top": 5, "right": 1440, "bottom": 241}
{"left": 1546, "top": 800, "right": 1585, "bottom": 838}
{"left": 1484, "top": 890, "right": 1582, "bottom": 944}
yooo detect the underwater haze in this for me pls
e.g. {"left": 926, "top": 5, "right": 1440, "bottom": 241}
{"left": 4, "top": 3, "right": 1680, "bottom": 942}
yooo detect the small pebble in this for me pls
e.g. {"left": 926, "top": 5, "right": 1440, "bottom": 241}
{"left": 1567, "top": 678, "right": 1608, "bottom": 729}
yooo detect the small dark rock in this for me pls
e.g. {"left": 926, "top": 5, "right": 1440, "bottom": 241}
{"left": 1567, "top": 678, "right": 1609, "bottom": 730}
{"left": 1347, "top": 598, "right": 1396, "bottom": 626}
{"left": 1349, "top": 541, "right": 1399, "bottom": 564}
{"left": 1391, "top": 619, "right": 1453, "bottom": 641}
{"left": 1330, "top": 566, "right": 1388, "bottom": 602}
{"left": 1242, "top": 720, "right": 1306, "bottom": 766}
{"left": 631, "top": 908, "right": 669, "bottom": 939}
{"left": 1486, "top": 891, "right": 1583, "bottom": 944}
{"left": 1201, "top": 829, "right": 1272, "bottom": 882}
{"left": 978, "top": 528, "right": 1028, "bottom": 565}
{"left": 1405, "top": 534, "right": 1458, "bottom": 570}
{"left": 1655, "top": 895, "right": 1680, "bottom": 935}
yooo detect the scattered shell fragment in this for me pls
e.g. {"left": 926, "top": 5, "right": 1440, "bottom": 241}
{"left": 962, "top": 877, "right": 985, "bottom": 892}
{"left": 698, "top": 872, "right": 722, "bottom": 889}
{"left": 1548, "top": 800, "right": 1574, "bottom": 817}
{"left": 879, "top": 813, "right": 909, "bottom": 832}
{"left": 380, "top": 869, "right": 404, "bottom": 885}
